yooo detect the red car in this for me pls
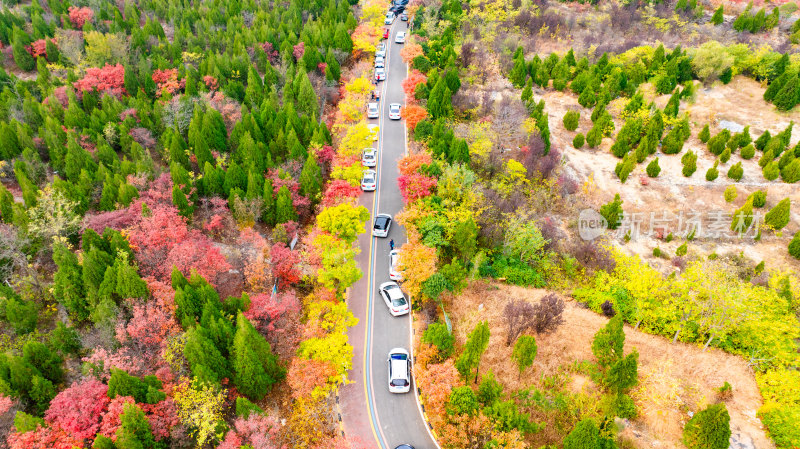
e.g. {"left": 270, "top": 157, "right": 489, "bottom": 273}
{"left": 383, "top": 28, "right": 390, "bottom": 39}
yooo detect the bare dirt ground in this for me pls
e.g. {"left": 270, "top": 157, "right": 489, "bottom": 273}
{"left": 544, "top": 76, "right": 800, "bottom": 271}
{"left": 448, "top": 282, "right": 773, "bottom": 449}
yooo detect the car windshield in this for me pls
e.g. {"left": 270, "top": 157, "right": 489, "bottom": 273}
{"left": 363, "top": 173, "right": 375, "bottom": 182}
{"left": 375, "top": 217, "right": 389, "bottom": 228}
{"left": 391, "top": 105, "right": 400, "bottom": 112}
{"left": 364, "top": 152, "right": 375, "bottom": 159}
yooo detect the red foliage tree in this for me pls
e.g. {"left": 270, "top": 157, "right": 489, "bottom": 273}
{"left": 68, "top": 6, "right": 94, "bottom": 28}
{"left": 116, "top": 301, "right": 181, "bottom": 353}
{"left": 293, "top": 42, "right": 305, "bottom": 61}
{"left": 7, "top": 426, "right": 84, "bottom": 449}
{"left": 73, "top": 64, "right": 126, "bottom": 98}
{"left": 398, "top": 152, "right": 433, "bottom": 176}
{"left": 269, "top": 242, "right": 301, "bottom": 289}
{"left": 398, "top": 173, "right": 437, "bottom": 202}
{"left": 245, "top": 291, "right": 301, "bottom": 335}
{"left": 140, "top": 399, "right": 180, "bottom": 441}
{"left": 218, "top": 414, "right": 284, "bottom": 449}
{"left": 401, "top": 70, "right": 427, "bottom": 103}
{"left": 202, "top": 75, "right": 218, "bottom": 91}
{"left": 44, "top": 379, "right": 110, "bottom": 440}
{"left": 313, "top": 144, "right": 336, "bottom": 166}
{"left": 322, "top": 179, "right": 361, "bottom": 207}
{"left": 97, "top": 396, "right": 136, "bottom": 440}
{"left": 0, "top": 394, "right": 14, "bottom": 415}
{"left": 163, "top": 238, "right": 231, "bottom": 286}
{"left": 152, "top": 69, "right": 183, "bottom": 96}
{"left": 287, "top": 358, "right": 337, "bottom": 399}
{"left": 27, "top": 39, "right": 53, "bottom": 58}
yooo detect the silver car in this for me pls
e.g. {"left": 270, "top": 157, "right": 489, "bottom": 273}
{"left": 388, "top": 348, "right": 411, "bottom": 394}
{"left": 384, "top": 13, "right": 394, "bottom": 25}
{"left": 373, "top": 213, "right": 392, "bottom": 237}
{"left": 388, "top": 103, "right": 401, "bottom": 120}
{"left": 367, "top": 102, "right": 379, "bottom": 119}
{"left": 362, "top": 148, "right": 377, "bottom": 167}
{"left": 376, "top": 48, "right": 387, "bottom": 59}
{"left": 375, "top": 56, "right": 385, "bottom": 68}
{"left": 379, "top": 281, "right": 409, "bottom": 316}
{"left": 361, "top": 170, "right": 377, "bottom": 191}
{"left": 389, "top": 249, "right": 403, "bottom": 281}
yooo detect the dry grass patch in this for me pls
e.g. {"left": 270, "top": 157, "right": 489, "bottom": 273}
{"left": 447, "top": 281, "right": 773, "bottom": 449}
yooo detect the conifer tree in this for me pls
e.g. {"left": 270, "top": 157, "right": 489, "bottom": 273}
{"left": 299, "top": 154, "right": 322, "bottom": 199}
{"left": 11, "top": 28, "right": 34, "bottom": 71}
{"left": 115, "top": 403, "right": 157, "bottom": 449}
{"left": 172, "top": 184, "right": 194, "bottom": 218}
{"left": 698, "top": 124, "right": 711, "bottom": 143}
{"left": 711, "top": 5, "right": 724, "bottom": 25}
{"left": 764, "top": 198, "right": 791, "bottom": 230}
{"left": 274, "top": 185, "right": 297, "bottom": 224}
{"left": 232, "top": 313, "right": 284, "bottom": 400}
{"left": 184, "top": 326, "right": 229, "bottom": 383}
{"left": 53, "top": 244, "right": 88, "bottom": 321}
{"left": 683, "top": 403, "right": 731, "bottom": 449}
{"left": 456, "top": 321, "right": 490, "bottom": 383}
{"left": 262, "top": 178, "right": 276, "bottom": 226}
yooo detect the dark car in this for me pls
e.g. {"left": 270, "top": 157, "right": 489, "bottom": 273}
{"left": 389, "top": 5, "right": 405, "bottom": 14}
{"left": 373, "top": 213, "right": 392, "bottom": 237}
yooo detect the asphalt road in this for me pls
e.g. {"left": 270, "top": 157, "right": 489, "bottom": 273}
{"left": 341, "top": 18, "right": 439, "bottom": 449}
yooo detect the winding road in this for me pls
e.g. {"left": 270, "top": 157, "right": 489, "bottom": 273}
{"left": 340, "top": 18, "right": 439, "bottom": 449}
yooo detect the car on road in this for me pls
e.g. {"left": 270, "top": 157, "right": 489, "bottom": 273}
{"left": 368, "top": 124, "right": 379, "bottom": 141}
{"left": 401, "top": 13, "right": 408, "bottom": 21}
{"left": 362, "top": 148, "right": 377, "bottom": 167}
{"left": 379, "top": 281, "right": 409, "bottom": 316}
{"left": 377, "top": 42, "right": 386, "bottom": 52}
{"left": 388, "top": 103, "right": 401, "bottom": 120}
{"left": 384, "top": 12, "right": 394, "bottom": 25}
{"left": 375, "top": 67, "right": 386, "bottom": 81}
{"left": 376, "top": 48, "right": 386, "bottom": 59}
{"left": 387, "top": 348, "right": 411, "bottom": 393}
{"left": 367, "top": 102, "right": 379, "bottom": 119}
{"left": 395, "top": 31, "right": 405, "bottom": 44}
{"left": 375, "top": 56, "right": 385, "bottom": 68}
{"left": 389, "top": 249, "right": 402, "bottom": 281}
{"left": 361, "top": 170, "right": 377, "bottom": 191}
{"left": 382, "top": 28, "right": 390, "bottom": 39}
{"left": 394, "top": 446, "right": 415, "bottom": 449}
{"left": 373, "top": 213, "right": 392, "bottom": 237}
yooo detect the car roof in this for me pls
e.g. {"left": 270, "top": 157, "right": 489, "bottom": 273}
{"left": 363, "top": 170, "right": 376, "bottom": 176}
{"left": 368, "top": 102, "right": 378, "bottom": 108}
{"left": 390, "top": 103, "right": 401, "bottom": 108}
{"left": 363, "top": 148, "right": 376, "bottom": 154}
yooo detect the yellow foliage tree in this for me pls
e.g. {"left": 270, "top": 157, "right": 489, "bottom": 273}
{"left": 172, "top": 377, "right": 227, "bottom": 447}
{"left": 397, "top": 240, "right": 437, "bottom": 298}
{"left": 331, "top": 162, "right": 363, "bottom": 187}
{"left": 339, "top": 122, "right": 373, "bottom": 157}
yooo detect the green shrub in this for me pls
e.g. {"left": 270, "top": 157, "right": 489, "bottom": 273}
{"left": 781, "top": 159, "right": 800, "bottom": 183}
{"left": 789, "top": 233, "right": 800, "bottom": 259}
{"left": 661, "top": 126, "right": 685, "bottom": 154}
{"left": 422, "top": 322, "right": 455, "bottom": 360}
{"left": 711, "top": 5, "right": 724, "bottom": 24}
{"left": 586, "top": 125, "right": 602, "bottom": 148}
{"left": 724, "top": 185, "right": 737, "bottom": 202}
{"left": 600, "top": 194, "right": 624, "bottom": 230}
{"left": 707, "top": 130, "right": 730, "bottom": 156}
{"left": 727, "top": 162, "right": 744, "bottom": 181}
{"left": 683, "top": 403, "right": 731, "bottom": 449}
{"left": 720, "top": 147, "right": 731, "bottom": 163}
{"left": 235, "top": 397, "right": 265, "bottom": 419}
{"left": 676, "top": 242, "right": 688, "bottom": 257}
{"left": 563, "top": 110, "right": 580, "bottom": 131}
{"left": 564, "top": 419, "right": 600, "bottom": 449}
{"left": 750, "top": 190, "right": 767, "bottom": 208}
{"left": 741, "top": 144, "right": 755, "bottom": 159}
{"left": 682, "top": 150, "right": 698, "bottom": 177}
{"left": 646, "top": 158, "right": 661, "bottom": 177}
{"left": 764, "top": 198, "right": 791, "bottom": 230}
{"left": 755, "top": 130, "right": 771, "bottom": 151}
{"left": 731, "top": 198, "right": 754, "bottom": 232}
{"left": 706, "top": 160, "right": 719, "bottom": 181}
{"left": 573, "top": 133, "right": 585, "bottom": 149}
{"left": 698, "top": 124, "right": 711, "bottom": 143}
{"left": 615, "top": 154, "right": 636, "bottom": 183}
{"left": 763, "top": 161, "right": 780, "bottom": 180}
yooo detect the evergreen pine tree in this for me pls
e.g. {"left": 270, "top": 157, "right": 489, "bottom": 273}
{"left": 274, "top": 185, "right": 297, "bottom": 224}
{"left": 765, "top": 198, "right": 791, "bottom": 230}
{"left": 782, "top": 159, "right": 800, "bottom": 183}
{"left": 172, "top": 184, "right": 193, "bottom": 218}
{"left": 299, "top": 154, "right": 322, "bottom": 199}
{"left": 455, "top": 321, "right": 490, "bottom": 383}
{"left": 682, "top": 403, "right": 731, "bottom": 449}
{"left": 788, "top": 232, "right": 800, "bottom": 259}
{"left": 773, "top": 76, "right": 799, "bottom": 111}
{"left": 232, "top": 313, "right": 284, "bottom": 400}
{"left": 727, "top": 161, "right": 744, "bottom": 181}
{"left": 711, "top": 5, "right": 724, "bottom": 25}
{"left": 11, "top": 28, "right": 34, "bottom": 71}
{"left": 184, "top": 326, "right": 229, "bottom": 383}
{"left": 115, "top": 403, "right": 156, "bottom": 449}
{"left": 698, "top": 124, "right": 711, "bottom": 143}
{"left": 646, "top": 158, "right": 661, "bottom": 177}
{"left": 763, "top": 73, "right": 788, "bottom": 103}
{"left": 53, "top": 244, "right": 88, "bottom": 322}
{"left": 262, "top": 178, "right": 276, "bottom": 226}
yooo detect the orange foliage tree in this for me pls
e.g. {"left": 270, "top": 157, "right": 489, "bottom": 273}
{"left": 415, "top": 359, "right": 462, "bottom": 427}
{"left": 400, "top": 42, "right": 423, "bottom": 64}
{"left": 401, "top": 70, "right": 427, "bottom": 103}
{"left": 398, "top": 152, "right": 432, "bottom": 176}
{"left": 402, "top": 104, "right": 428, "bottom": 132}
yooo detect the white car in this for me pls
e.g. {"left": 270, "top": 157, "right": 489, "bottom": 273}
{"left": 376, "top": 48, "right": 386, "bottom": 59}
{"left": 384, "top": 13, "right": 394, "bottom": 25}
{"left": 373, "top": 213, "right": 392, "bottom": 238}
{"left": 379, "top": 281, "right": 409, "bottom": 316}
{"left": 362, "top": 148, "right": 377, "bottom": 167}
{"left": 367, "top": 102, "right": 379, "bottom": 119}
{"left": 388, "top": 103, "right": 401, "bottom": 120}
{"left": 375, "top": 56, "right": 385, "bottom": 68}
{"left": 375, "top": 67, "right": 386, "bottom": 81}
{"left": 377, "top": 43, "right": 386, "bottom": 52}
{"left": 368, "top": 124, "right": 379, "bottom": 141}
{"left": 389, "top": 249, "right": 402, "bottom": 281}
{"left": 388, "top": 348, "right": 411, "bottom": 394}
{"left": 395, "top": 32, "right": 405, "bottom": 44}
{"left": 361, "top": 170, "right": 377, "bottom": 191}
